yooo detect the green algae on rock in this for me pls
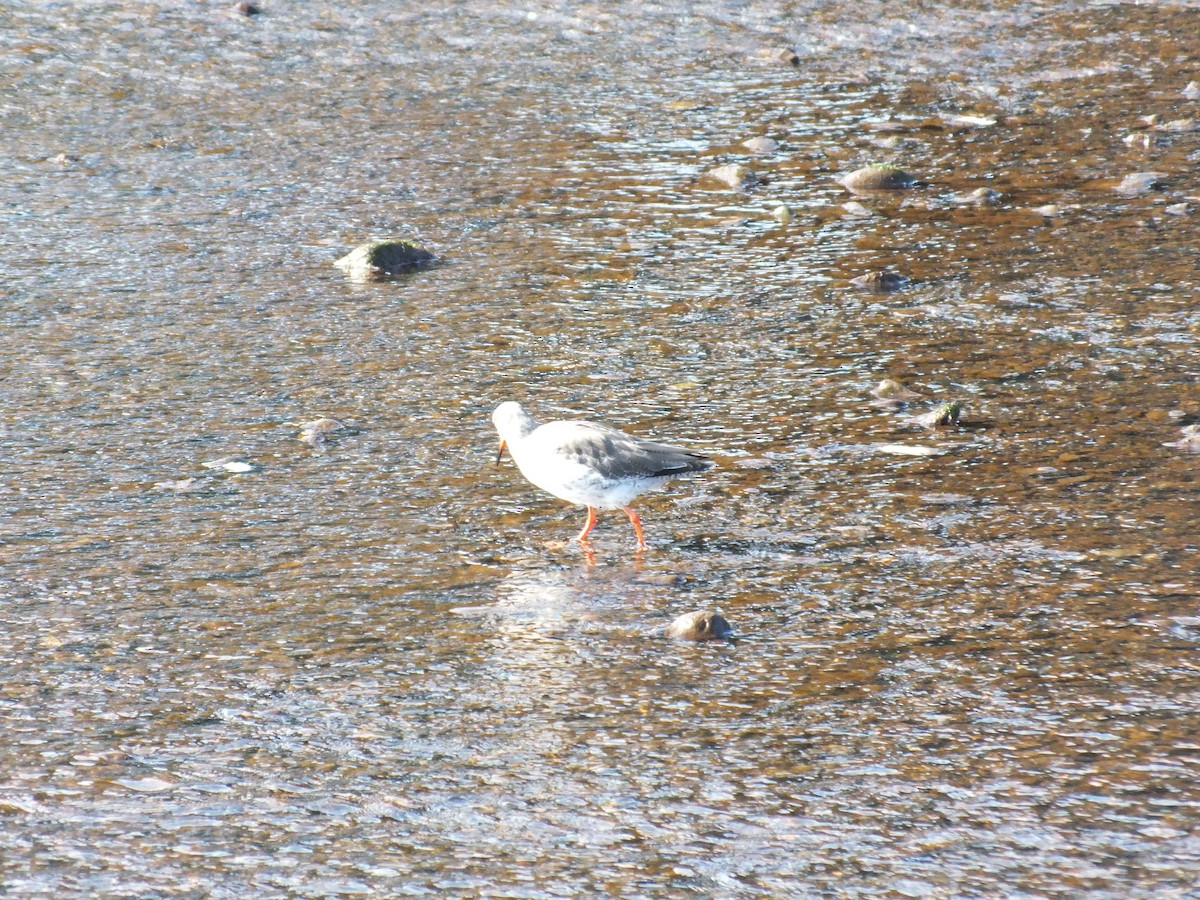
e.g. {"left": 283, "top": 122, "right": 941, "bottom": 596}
{"left": 334, "top": 240, "right": 435, "bottom": 282}
{"left": 912, "top": 401, "right": 962, "bottom": 428}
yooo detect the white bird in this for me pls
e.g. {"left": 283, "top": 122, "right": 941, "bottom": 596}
{"left": 491, "top": 401, "right": 712, "bottom": 550}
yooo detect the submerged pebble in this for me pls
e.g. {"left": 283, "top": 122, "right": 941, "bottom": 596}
{"left": 665, "top": 610, "right": 734, "bottom": 642}
{"left": 870, "top": 378, "right": 924, "bottom": 403}
{"left": 152, "top": 477, "right": 202, "bottom": 492}
{"left": 1116, "top": 172, "right": 1167, "bottom": 195}
{"left": 733, "top": 457, "right": 775, "bottom": 470}
{"left": 703, "top": 164, "right": 759, "bottom": 191}
{"left": 841, "top": 201, "right": 873, "bottom": 217}
{"left": 957, "top": 187, "right": 1003, "bottom": 205}
{"left": 297, "top": 417, "right": 345, "bottom": 447}
{"left": 742, "top": 136, "right": 778, "bottom": 154}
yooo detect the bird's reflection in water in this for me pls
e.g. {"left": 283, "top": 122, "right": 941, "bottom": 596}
{"left": 451, "top": 565, "right": 616, "bottom": 642}
{"left": 446, "top": 567, "right": 635, "bottom": 746}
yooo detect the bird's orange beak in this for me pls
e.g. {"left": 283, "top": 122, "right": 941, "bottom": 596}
{"left": 495, "top": 439, "right": 507, "bottom": 464}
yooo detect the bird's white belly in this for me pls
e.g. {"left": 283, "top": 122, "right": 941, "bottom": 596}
{"left": 514, "top": 454, "right": 662, "bottom": 509}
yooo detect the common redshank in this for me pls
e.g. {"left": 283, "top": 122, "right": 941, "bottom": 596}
{"left": 491, "top": 401, "right": 712, "bottom": 550}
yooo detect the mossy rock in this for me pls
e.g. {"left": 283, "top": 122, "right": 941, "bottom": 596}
{"left": 912, "top": 401, "right": 962, "bottom": 428}
{"left": 334, "top": 240, "right": 435, "bottom": 282}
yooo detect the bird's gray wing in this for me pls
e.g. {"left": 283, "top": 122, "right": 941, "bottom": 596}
{"left": 551, "top": 421, "right": 712, "bottom": 481}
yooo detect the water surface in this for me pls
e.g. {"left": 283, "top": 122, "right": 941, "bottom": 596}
{"left": 2, "top": 1, "right": 1199, "bottom": 896}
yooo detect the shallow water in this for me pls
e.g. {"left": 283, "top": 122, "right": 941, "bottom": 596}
{"left": 2, "top": 1, "right": 1199, "bottom": 896}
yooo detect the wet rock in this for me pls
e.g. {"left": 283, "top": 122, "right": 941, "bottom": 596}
{"left": 702, "top": 164, "right": 759, "bottom": 191}
{"left": 1185, "top": 81, "right": 1200, "bottom": 99}
{"left": 0, "top": 797, "right": 39, "bottom": 814}
{"left": 1164, "top": 202, "right": 1190, "bottom": 216}
{"left": 877, "top": 444, "right": 943, "bottom": 457}
{"left": 636, "top": 573, "right": 686, "bottom": 587}
{"left": 838, "top": 164, "right": 917, "bottom": 193}
{"left": 202, "top": 456, "right": 255, "bottom": 473}
{"left": 51, "top": 152, "right": 82, "bottom": 166}
{"left": 334, "top": 240, "right": 435, "bottom": 282}
{"left": 759, "top": 47, "right": 799, "bottom": 66}
{"left": 911, "top": 401, "right": 962, "bottom": 428}
{"left": 1166, "top": 424, "right": 1200, "bottom": 451}
{"left": 1116, "top": 172, "right": 1167, "bottom": 196}
{"left": 870, "top": 378, "right": 923, "bottom": 403}
{"left": 1030, "top": 203, "right": 1067, "bottom": 218}
{"left": 1156, "top": 118, "right": 1198, "bottom": 133}
{"left": 152, "top": 477, "right": 202, "bottom": 492}
{"left": 742, "top": 136, "right": 778, "bottom": 154}
{"left": 865, "top": 119, "right": 913, "bottom": 134}
{"left": 1122, "top": 133, "right": 1159, "bottom": 151}
{"left": 296, "top": 417, "right": 345, "bottom": 446}
{"left": 851, "top": 270, "right": 909, "bottom": 292}
{"left": 957, "top": 187, "right": 1003, "bottom": 205}
{"left": 114, "top": 777, "right": 174, "bottom": 793}
{"left": 233, "top": 1, "right": 261, "bottom": 14}
{"left": 939, "top": 114, "right": 997, "bottom": 129}
{"left": 665, "top": 610, "right": 733, "bottom": 642}
{"left": 771, "top": 203, "right": 792, "bottom": 224}
{"left": 841, "top": 201, "right": 873, "bottom": 217}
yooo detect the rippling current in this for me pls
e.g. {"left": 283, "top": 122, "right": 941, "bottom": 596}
{"left": 2, "top": 1, "right": 1199, "bottom": 896}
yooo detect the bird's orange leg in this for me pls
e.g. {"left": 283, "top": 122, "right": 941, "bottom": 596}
{"left": 623, "top": 507, "right": 647, "bottom": 550}
{"left": 576, "top": 506, "right": 599, "bottom": 543}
